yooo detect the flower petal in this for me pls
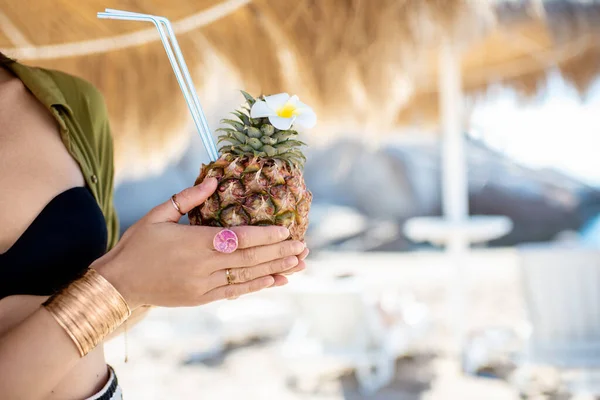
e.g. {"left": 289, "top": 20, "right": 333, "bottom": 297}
{"left": 264, "top": 93, "right": 290, "bottom": 110}
{"left": 295, "top": 108, "right": 317, "bottom": 128}
{"left": 287, "top": 95, "right": 300, "bottom": 106}
{"left": 294, "top": 99, "right": 311, "bottom": 110}
{"left": 251, "top": 100, "right": 276, "bottom": 118}
{"left": 268, "top": 115, "right": 295, "bottom": 130}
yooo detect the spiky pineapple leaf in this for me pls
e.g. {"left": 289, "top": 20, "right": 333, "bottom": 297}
{"left": 241, "top": 90, "right": 256, "bottom": 106}
{"left": 231, "top": 111, "right": 250, "bottom": 125}
{"left": 234, "top": 132, "right": 248, "bottom": 143}
{"left": 221, "top": 119, "right": 245, "bottom": 132}
{"left": 260, "top": 136, "right": 277, "bottom": 145}
{"left": 217, "top": 136, "right": 243, "bottom": 147}
{"left": 276, "top": 139, "right": 305, "bottom": 146}
{"left": 274, "top": 142, "right": 296, "bottom": 151}
{"left": 289, "top": 158, "right": 305, "bottom": 167}
{"left": 246, "top": 127, "right": 262, "bottom": 138}
{"left": 217, "top": 135, "right": 233, "bottom": 144}
{"left": 262, "top": 145, "right": 277, "bottom": 157}
{"left": 288, "top": 150, "right": 307, "bottom": 161}
{"left": 260, "top": 124, "right": 275, "bottom": 136}
{"left": 272, "top": 131, "right": 297, "bottom": 142}
{"left": 215, "top": 127, "right": 238, "bottom": 136}
{"left": 279, "top": 153, "right": 304, "bottom": 167}
{"left": 255, "top": 117, "right": 269, "bottom": 127}
{"left": 217, "top": 128, "right": 247, "bottom": 144}
{"left": 246, "top": 138, "right": 263, "bottom": 150}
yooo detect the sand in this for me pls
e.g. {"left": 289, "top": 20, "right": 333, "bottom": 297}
{"left": 104, "top": 249, "right": 529, "bottom": 400}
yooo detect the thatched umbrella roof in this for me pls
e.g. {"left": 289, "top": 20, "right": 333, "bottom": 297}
{"left": 0, "top": 0, "right": 235, "bottom": 178}
{"left": 199, "top": 0, "right": 490, "bottom": 114}
{"left": 4, "top": 1, "right": 599, "bottom": 176}
{"left": 0, "top": 0, "right": 489, "bottom": 178}
{"left": 398, "top": 0, "right": 600, "bottom": 127}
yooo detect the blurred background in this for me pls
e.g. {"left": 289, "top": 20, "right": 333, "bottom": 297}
{"left": 4, "top": 0, "right": 600, "bottom": 398}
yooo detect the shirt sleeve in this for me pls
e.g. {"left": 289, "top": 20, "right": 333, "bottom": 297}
{"left": 93, "top": 93, "right": 120, "bottom": 251}
{"left": 82, "top": 81, "right": 120, "bottom": 251}
{"left": 43, "top": 68, "right": 121, "bottom": 251}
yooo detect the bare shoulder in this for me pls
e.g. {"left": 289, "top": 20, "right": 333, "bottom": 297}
{"left": 0, "top": 67, "right": 86, "bottom": 253}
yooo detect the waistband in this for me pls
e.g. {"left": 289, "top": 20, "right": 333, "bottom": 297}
{"left": 84, "top": 365, "right": 122, "bottom": 400}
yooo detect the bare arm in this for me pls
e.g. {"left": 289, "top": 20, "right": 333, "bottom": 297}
{"left": 0, "top": 295, "right": 153, "bottom": 400}
{"left": 0, "top": 301, "right": 154, "bottom": 400}
{"left": 0, "top": 306, "right": 82, "bottom": 400}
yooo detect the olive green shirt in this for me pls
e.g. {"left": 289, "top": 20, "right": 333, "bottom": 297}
{"left": 7, "top": 62, "right": 119, "bottom": 251}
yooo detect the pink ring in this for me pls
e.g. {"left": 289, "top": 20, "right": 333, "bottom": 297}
{"left": 213, "top": 229, "right": 239, "bottom": 254}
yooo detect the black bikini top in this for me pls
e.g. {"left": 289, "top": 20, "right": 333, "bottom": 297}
{"left": 0, "top": 187, "right": 108, "bottom": 299}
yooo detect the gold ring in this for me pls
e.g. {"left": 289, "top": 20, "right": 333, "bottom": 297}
{"left": 170, "top": 194, "right": 185, "bottom": 216}
{"left": 226, "top": 268, "right": 234, "bottom": 285}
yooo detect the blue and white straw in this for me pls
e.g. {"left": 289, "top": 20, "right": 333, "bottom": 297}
{"left": 97, "top": 9, "right": 219, "bottom": 161}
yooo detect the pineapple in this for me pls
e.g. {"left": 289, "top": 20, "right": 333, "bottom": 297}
{"left": 188, "top": 92, "right": 312, "bottom": 241}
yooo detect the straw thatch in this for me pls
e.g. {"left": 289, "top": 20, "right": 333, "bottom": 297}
{"left": 0, "top": 0, "right": 490, "bottom": 176}
{"left": 2, "top": 1, "right": 600, "bottom": 175}
{"left": 398, "top": 0, "right": 600, "bottom": 127}
{"left": 201, "top": 0, "right": 491, "bottom": 112}
{"left": 1, "top": 1, "right": 229, "bottom": 177}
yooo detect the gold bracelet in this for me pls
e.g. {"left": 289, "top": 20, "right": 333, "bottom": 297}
{"left": 43, "top": 269, "right": 132, "bottom": 357}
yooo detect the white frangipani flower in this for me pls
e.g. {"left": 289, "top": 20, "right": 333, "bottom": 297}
{"left": 250, "top": 93, "right": 317, "bottom": 131}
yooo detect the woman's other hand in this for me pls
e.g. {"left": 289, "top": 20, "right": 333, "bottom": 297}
{"left": 93, "top": 178, "right": 307, "bottom": 308}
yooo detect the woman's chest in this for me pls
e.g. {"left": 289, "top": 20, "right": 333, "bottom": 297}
{"left": 0, "top": 80, "right": 84, "bottom": 254}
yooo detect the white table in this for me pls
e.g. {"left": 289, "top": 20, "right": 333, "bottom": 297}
{"left": 403, "top": 216, "right": 513, "bottom": 247}
{"left": 403, "top": 215, "right": 513, "bottom": 352}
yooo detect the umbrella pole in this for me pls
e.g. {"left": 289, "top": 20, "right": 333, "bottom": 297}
{"left": 439, "top": 39, "right": 469, "bottom": 352}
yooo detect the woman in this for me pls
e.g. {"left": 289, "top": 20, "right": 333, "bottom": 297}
{"left": 0, "top": 52, "right": 309, "bottom": 400}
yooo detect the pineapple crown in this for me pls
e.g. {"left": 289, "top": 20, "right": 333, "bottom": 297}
{"left": 216, "top": 91, "right": 308, "bottom": 168}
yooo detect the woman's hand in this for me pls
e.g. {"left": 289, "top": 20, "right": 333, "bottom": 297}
{"left": 93, "top": 178, "right": 307, "bottom": 309}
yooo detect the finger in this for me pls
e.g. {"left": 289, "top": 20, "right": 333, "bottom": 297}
{"left": 204, "top": 275, "right": 275, "bottom": 302}
{"left": 230, "top": 226, "right": 290, "bottom": 249}
{"left": 209, "top": 256, "right": 298, "bottom": 287}
{"left": 224, "top": 241, "right": 305, "bottom": 269}
{"left": 146, "top": 178, "right": 218, "bottom": 223}
{"left": 282, "top": 260, "right": 306, "bottom": 276}
{"left": 298, "top": 248, "right": 309, "bottom": 260}
{"left": 195, "top": 222, "right": 290, "bottom": 252}
{"left": 271, "top": 275, "right": 289, "bottom": 287}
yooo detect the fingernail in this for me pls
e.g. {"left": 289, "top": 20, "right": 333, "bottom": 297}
{"left": 278, "top": 226, "right": 290, "bottom": 238}
{"left": 265, "top": 276, "right": 276, "bottom": 287}
{"left": 198, "top": 177, "right": 217, "bottom": 187}
{"left": 300, "top": 249, "right": 310, "bottom": 260}
{"left": 274, "top": 278, "right": 288, "bottom": 287}
{"left": 284, "top": 256, "right": 299, "bottom": 268}
{"left": 292, "top": 242, "right": 306, "bottom": 253}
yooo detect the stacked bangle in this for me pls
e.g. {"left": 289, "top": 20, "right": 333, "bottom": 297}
{"left": 43, "top": 269, "right": 131, "bottom": 357}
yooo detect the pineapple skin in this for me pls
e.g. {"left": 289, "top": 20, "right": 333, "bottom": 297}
{"left": 188, "top": 153, "right": 312, "bottom": 241}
